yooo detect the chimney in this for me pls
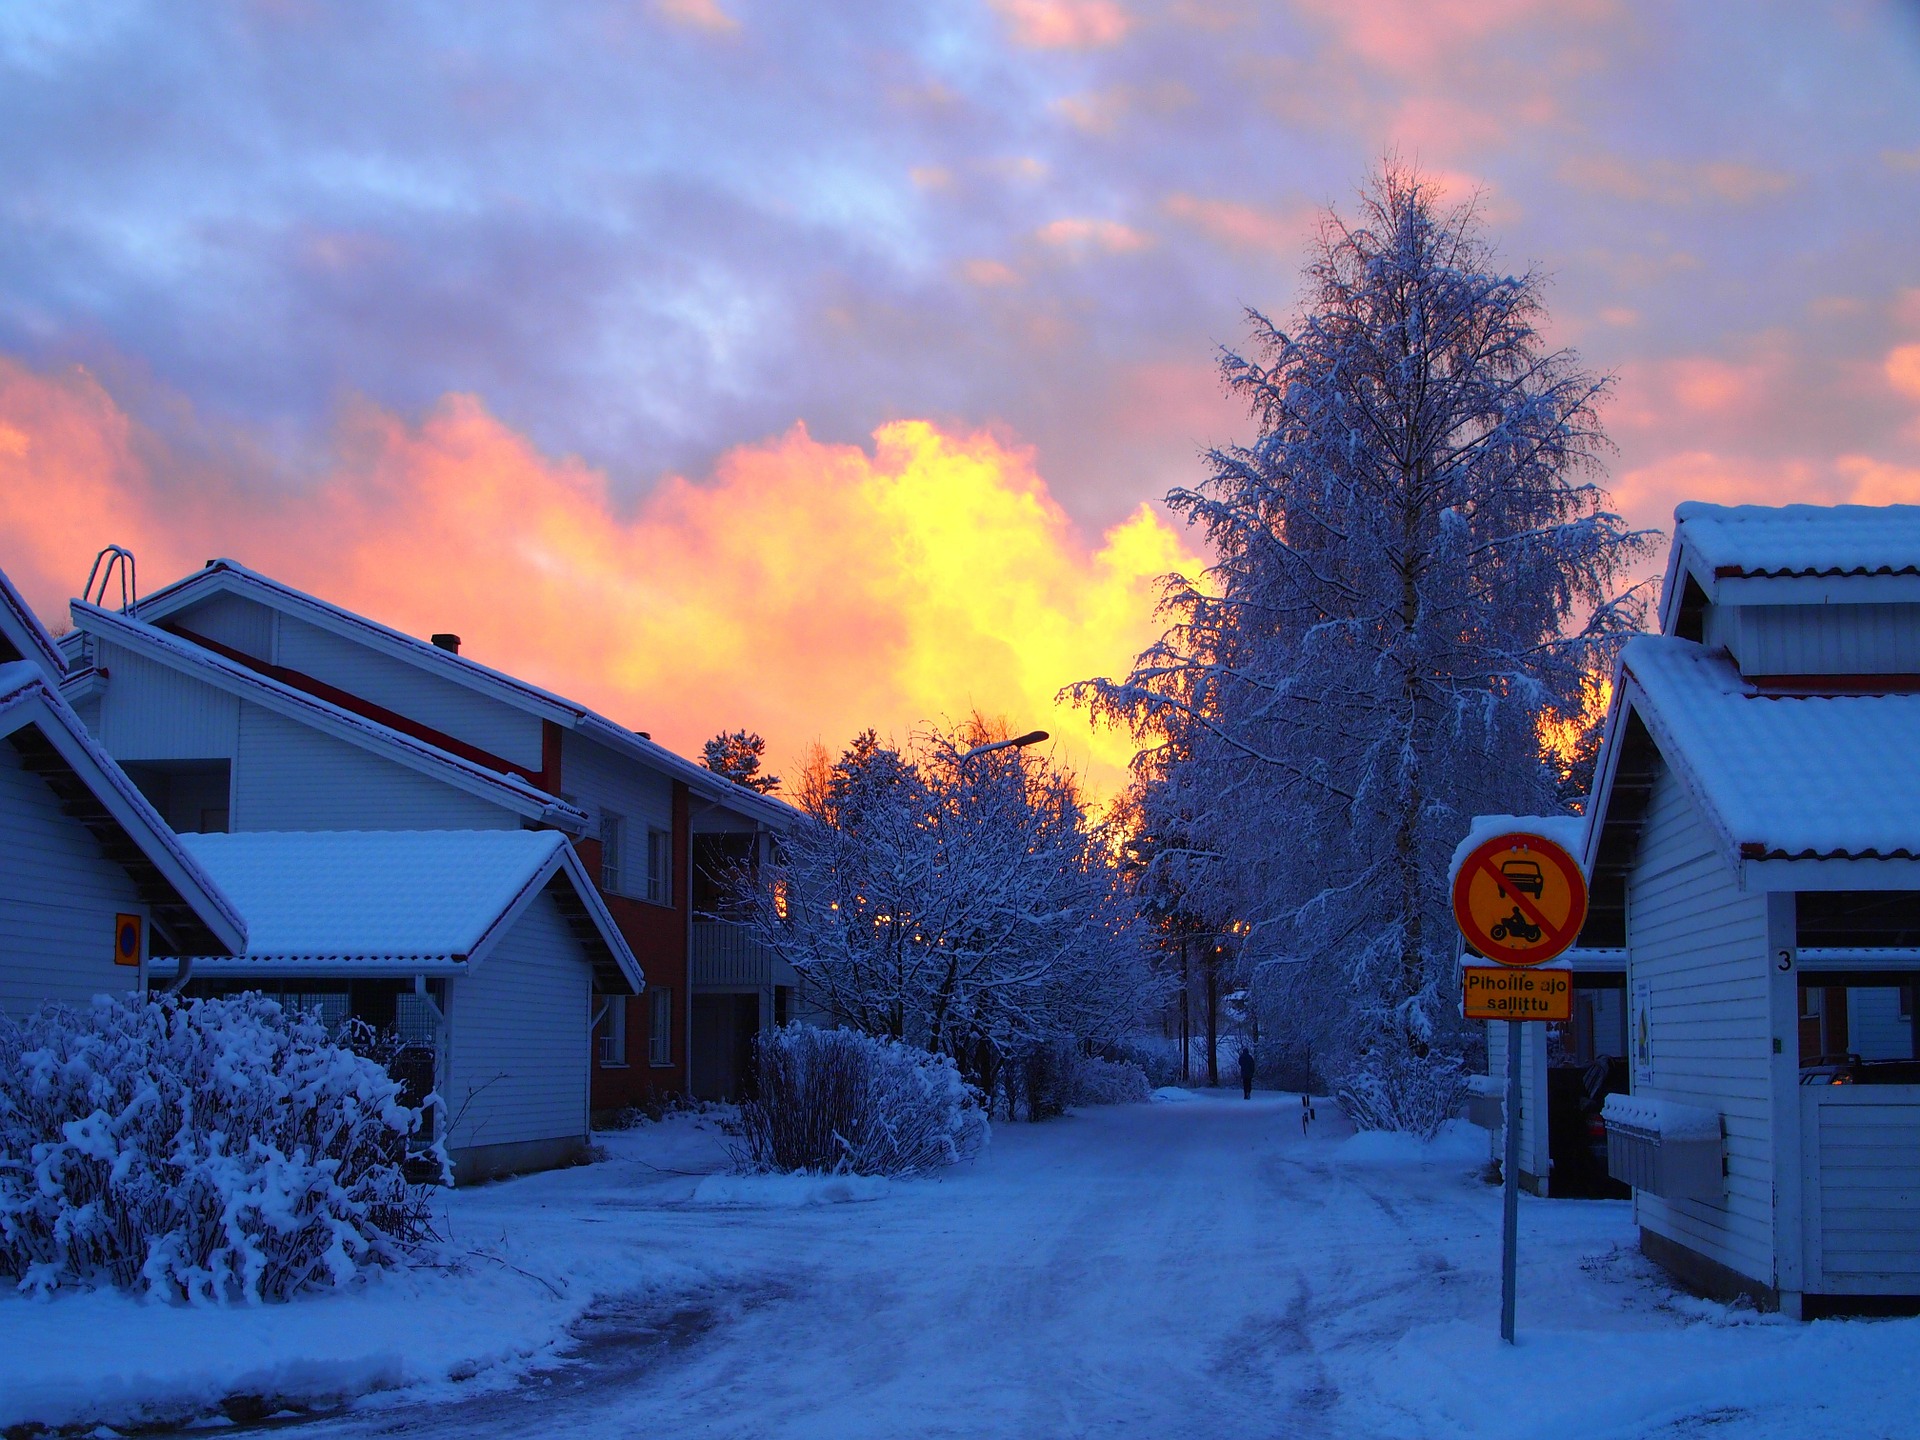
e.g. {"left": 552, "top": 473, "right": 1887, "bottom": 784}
{"left": 430, "top": 633, "right": 461, "bottom": 654}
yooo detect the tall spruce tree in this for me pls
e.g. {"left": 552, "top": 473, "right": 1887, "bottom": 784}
{"left": 1076, "top": 165, "right": 1653, "bottom": 1133}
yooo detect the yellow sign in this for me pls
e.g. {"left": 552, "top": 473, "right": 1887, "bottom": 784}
{"left": 114, "top": 913, "right": 142, "bottom": 967}
{"left": 1462, "top": 965, "right": 1570, "bottom": 1021}
{"left": 1451, "top": 832, "right": 1589, "bottom": 967}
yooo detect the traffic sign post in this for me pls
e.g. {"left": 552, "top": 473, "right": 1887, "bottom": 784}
{"left": 1451, "top": 832, "right": 1588, "bottom": 1346}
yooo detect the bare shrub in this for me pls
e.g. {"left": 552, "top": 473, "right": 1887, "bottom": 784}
{"left": 0, "top": 993, "right": 440, "bottom": 1302}
{"left": 736, "top": 1026, "right": 988, "bottom": 1177}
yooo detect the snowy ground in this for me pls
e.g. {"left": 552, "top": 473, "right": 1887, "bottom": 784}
{"left": 5, "top": 1092, "right": 1918, "bottom": 1439}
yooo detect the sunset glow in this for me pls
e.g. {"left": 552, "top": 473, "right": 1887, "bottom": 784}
{"left": 0, "top": 358, "right": 1199, "bottom": 796}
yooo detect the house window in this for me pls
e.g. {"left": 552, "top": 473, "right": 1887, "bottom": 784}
{"left": 649, "top": 987, "right": 673, "bottom": 1066}
{"left": 597, "top": 994, "right": 627, "bottom": 1066}
{"left": 646, "top": 826, "right": 672, "bottom": 906}
{"left": 600, "top": 810, "right": 625, "bottom": 895}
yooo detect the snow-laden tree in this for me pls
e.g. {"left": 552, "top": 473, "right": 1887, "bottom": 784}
{"left": 1073, "top": 165, "right": 1653, "bottom": 1134}
{"left": 735, "top": 721, "right": 1159, "bottom": 1104}
{"left": 703, "top": 729, "right": 781, "bottom": 793}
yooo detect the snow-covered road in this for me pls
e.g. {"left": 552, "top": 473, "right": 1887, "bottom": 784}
{"left": 232, "top": 1093, "right": 1918, "bottom": 1440}
{"left": 8, "top": 1093, "right": 1917, "bottom": 1437}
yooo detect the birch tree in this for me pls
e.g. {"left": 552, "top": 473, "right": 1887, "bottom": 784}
{"left": 1074, "top": 165, "right": 1652, "bottom": 1133}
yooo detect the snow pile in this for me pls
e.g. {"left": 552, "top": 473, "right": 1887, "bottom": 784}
{"left": 1069, "top": 1056, "right": 1151, "bottom": 1106}
{"left": 1448, "top": 813, "right": 1587, "bottom": 887}
{"left": 736, "top": 1025, "right": 988, "bottom": 1177}
{"left": 1150, "top": 1086, "right": 1202, "bottom": 1103}
{"left": 0, "top": 994, "right": 435, "bottom": 1302}
{"left": 1336, "top": 1119, "right": 1488, "bottom": 1167}
{"left": 1602, "top": 1092, "right": 1721, "bottom": 1141}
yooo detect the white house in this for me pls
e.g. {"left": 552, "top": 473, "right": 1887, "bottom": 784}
{"left": 1582, "top": 502, "right": 1920, "bottom": 1316}
{"left": 154, "top": 829, "right": 643, "bottom": 1182}
{"left": 58, "top": 557, "right": 801, "bottom": 1107}
{"left": 0, "top": 565, "right": 245, "bottom": 1016}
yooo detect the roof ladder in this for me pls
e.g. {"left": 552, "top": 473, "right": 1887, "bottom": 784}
{"left": 83, "top": 544, "right": 138, "bottom": 614}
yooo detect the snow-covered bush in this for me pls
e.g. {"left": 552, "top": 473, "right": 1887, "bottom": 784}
{"left": 0, "top": 993, "right": 439, "bottom": 1302}
{"left": 1069, "top": 1056, "right": 1151, "bottom": 1106}
{"left": 1339, "top": 1047, "right": 1466, "bottom": 1141}
{"left": 736, "top": 1025, "right": 988, "bottom": 1177}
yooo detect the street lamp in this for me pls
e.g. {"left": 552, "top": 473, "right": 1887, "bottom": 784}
{"left": 955, "top": 730, "right": 1049, "bottom": 767}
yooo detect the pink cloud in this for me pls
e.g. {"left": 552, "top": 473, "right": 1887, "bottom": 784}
{"left": 653, "top": 0, "right": 739, "bottom": 33}
{"left": 1839, "top": 455, "right": 1920, "bottom": 504}
{"left": 1559, "top": 154, "right": 1795, "bottom": 207}
{"left": 993, "top": 0, "right": 1133, "bottom": 49}
{"left": 1290, "top": 0, "right": 1566, "bottom": 77}
{"left": 1161, "top": 192, "right": 1307, "bottom": 253}
{"left": 1035, "top": 218, "right": 1154, "bottom": 254}
{"left": 960, "top": 258, "right": 1022, "bottom": 287}
{"left": 1886, "top": 344, "right": 1920, "bottom": 401}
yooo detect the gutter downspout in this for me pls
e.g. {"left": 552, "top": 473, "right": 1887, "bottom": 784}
{"left": 162, "top": 956, "right": 193, "bottom": 995}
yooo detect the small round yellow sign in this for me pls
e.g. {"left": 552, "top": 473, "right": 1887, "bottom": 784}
{"left": 1451, "top": 832, "right": 1588, "bottom": 967}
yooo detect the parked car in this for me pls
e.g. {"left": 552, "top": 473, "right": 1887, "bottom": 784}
{"left": 1799, "top": 1054, "right": 1920, "bottom": 1085}
{"left": 1548, "top": 1055, "right": 1629, "bottom": 1198}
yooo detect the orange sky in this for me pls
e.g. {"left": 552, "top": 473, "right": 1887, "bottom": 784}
{"left": 0, "top": 357, "right": 1201, "bottom": 798}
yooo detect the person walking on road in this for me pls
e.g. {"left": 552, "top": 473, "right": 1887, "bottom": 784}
{"left": 1237, "top": 1046, "right": 1256, "bottom": 1100}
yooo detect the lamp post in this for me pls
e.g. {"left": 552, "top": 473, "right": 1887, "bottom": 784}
{"left": 955, "top": 730, "right": 1049, "bottom": 768}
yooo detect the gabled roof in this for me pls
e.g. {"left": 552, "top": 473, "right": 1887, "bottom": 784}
{"left": 69, "top": 600, "right": 589, "bottom": 834}
{"left": 169, "top": 830, "right": 642, "bottom": 993}
{"left": 1601, "top": 636, "right": 1920, "bottom": 865}
{"left": 134, "top": 559, "right": 800, "bottom": 829}
{"left": 0, "top": 660, "right": 245, "bottom": 957}
{"left": 0, "top": 564, "right": 67, "bottom": 679}
{"left": 1660, "top": 503, "right": 1920, "bottom": 631}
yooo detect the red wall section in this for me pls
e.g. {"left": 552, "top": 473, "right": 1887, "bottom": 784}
{"left": 580, "top": 780, "right": 691, "bottom": 1111}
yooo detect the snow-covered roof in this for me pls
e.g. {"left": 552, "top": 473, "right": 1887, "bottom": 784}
{"left": 171, "top": 829, "right": 641, "bottom": 991}
{"left": 1674, "top": 502, "right": 1920, "bottom": 578}
{"left": 69, "top": 600, "right": 589, "bottom": 834}
{"left": 1619, "top": 635, "right": 1920, "bottom": 862}
{"left": 133, "top": 559, "right": 801, "bottom": 830}
{"left": 1659, "top": 502, "right": 1920, "bottom": 631}
{"left": 1447, "top": 813, "right": 1588, "bottom": 888}
{"left": 0, "top": 660, "right": 245, "bottom": 957}
{"left": 0, "top": 563, "right": 66, "bottom": 679}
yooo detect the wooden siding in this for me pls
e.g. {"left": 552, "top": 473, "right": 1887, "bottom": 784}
{"left": 444, "top": 887, "right": 592, "bottom": 1152}
{"left": 559, "top": 731, "right": 673, "bottom": 897}
{"left": 0, "top": 745, "right": 146, "bottom": 1016}
{"left": 1485, "top": 1019, "right": 1550, "bottom": 1187}
{"left": 272, "top": 615, "right": 543, "bottom": 770}
{"left": 1627, "top": 760, "right": 1773, "bottom": 1287}
{"left": 1800, "top": 1087, "right": 1920, "bottom": 1294}
{"left": 231, "top": 702, "right": 513, "bottom": 831}
{"left": 1707, "top": 602, "right": 1920, "bottom": 677}
{"left": 95, "top": 642, "right": 240, "bottom": 762}
{"left": 1846, "top": 986, "right": 1912, "bottom": 1060}
{"left": 175, "top": 592, "right": 274, "bottom": 661}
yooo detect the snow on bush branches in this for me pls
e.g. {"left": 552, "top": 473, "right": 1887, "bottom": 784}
{"left": 0, "top": 993, "right": 438, "bottom": 1303}
{"left": 736, "top": 1025, "right": 989, "bottom": 1178}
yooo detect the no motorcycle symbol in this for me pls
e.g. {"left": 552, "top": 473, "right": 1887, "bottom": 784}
{"left": 1450, "top": 832, "right": 1587, "bottom": 967}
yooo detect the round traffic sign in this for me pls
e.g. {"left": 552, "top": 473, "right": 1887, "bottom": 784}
{"left": 1451, "top": 832, "right": 1588, "bottom": 967}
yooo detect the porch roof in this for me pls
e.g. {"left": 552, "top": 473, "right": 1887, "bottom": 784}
{"left": 170, "top": 829, "right": 641, "bottom": 991}
{"left": 1618, "top": 636, "right": 1920, "bottom": 863}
